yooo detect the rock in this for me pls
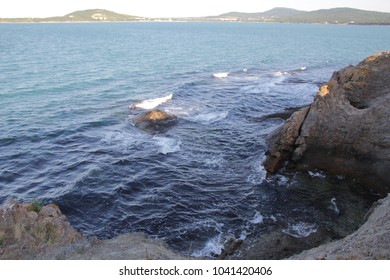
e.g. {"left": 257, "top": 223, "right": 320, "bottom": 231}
{"left": 56, "top": 232, "right": 187, "bottom": 260}
{"left": 221, "top": 227, "right": 333, "bottom": 260}
{"left": 264, "top": 106, "right": 310, "bottom": 173}
{"left": 0, "top": 201, "right": 82, "bottom": 259}
{"left": 133, "top": 110, "right": 177, "bottom": 134}
{"left": 254, "top": 105, "right": 309, "bottom": 122}
{"left": 290, "top": 194, "right": 390, "bottom": 259}
{"left": 1, "top": 201, "right": 186, "bottom": 260}
{"left": 263, "top": 51, "right": 390, "bottom": 193}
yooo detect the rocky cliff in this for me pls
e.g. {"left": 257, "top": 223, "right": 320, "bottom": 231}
{"left": 264, "top": 51, "right": 390, "bottom": 193}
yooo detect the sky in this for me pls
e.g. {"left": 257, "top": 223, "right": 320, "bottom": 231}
{"left": 1, "top": 0, "right": 390, "bottom": 18}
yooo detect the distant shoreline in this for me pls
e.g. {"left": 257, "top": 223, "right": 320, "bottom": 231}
{"left": 2, "top": 7, "right": 390, "bottom": 25}
{"left": 1, "top": 20, "right": 390, "bottom": 26}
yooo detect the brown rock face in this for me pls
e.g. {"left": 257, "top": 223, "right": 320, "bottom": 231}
{"left": 134, "top": 110, "right": 177, "bottom": 133}
{"left": 0, "top": 201, "right": 82, "bottom": 259}
{"left": 264, "top": 51, "right": 390, "bottom": 192}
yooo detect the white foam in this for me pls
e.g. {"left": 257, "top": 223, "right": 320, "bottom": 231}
{"left": 100, "top": 130, "right": 148, "bottom": 150}
{"left": 212, "top": 72, "right": 230, "bottom": 79}
{"left": 300, "top": 66, "right": 307, "bottom": 70}
{"left": 272, "top": 71, "right": 289, "bottom": 77}
{"left": 328, "top": 197, "right": 340, "bottom": 215}
{"left": 249, "top": 211, "right": 264, "bottom": 224}
{"left": 129, "top": 93, "right": 173, "bottom": 110}
{"left": 190, "top": 111, "right": 228, "bottom": 124}
{"left": 282, "top": 222, "right": 317, "bottom": 238}
{"left": 238, "top": 230, "right": 248, "bottom": 240}
{"left": 247, "top": 155, "right": 267, "bottom": 184}
{"left": 191, "top": 235, "right": 224, "bottom": 258}
{"left": 242, "top": 68, "right": 248, "bottom": 72}
{"left": 152, "top": 136, "right": 181, "bottom": 154}
{"left": 308, "top": 170, "right": 326, "bottom": 178}
{"left": 204, "top": 155, "right": 224, "bottom": 168}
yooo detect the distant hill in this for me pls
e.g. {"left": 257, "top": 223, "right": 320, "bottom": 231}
{"left": 0, "top": 9, "right": 138, "bottom": 23}
{"left": 1, "top": 7, "right": 390, "bottom": 24}
{"left": 214, "top": 7, "right": 305, "bottom": 19}
{"left": 211, "top": 7, "right": 390, "bottom": 24}
{"left": 281, "top": 8, "right": 390, "bottom": 24}
{"left": 52, "top": 9, "right": 137, "bottom": 22}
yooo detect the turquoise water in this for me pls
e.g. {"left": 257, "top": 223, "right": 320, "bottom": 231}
{"left": 0, "top": 22, "right": 389, "bottom": 256}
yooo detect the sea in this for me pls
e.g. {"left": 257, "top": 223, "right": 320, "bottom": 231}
{"left": 0, "top": 22, "right": 389, "bottom": 257}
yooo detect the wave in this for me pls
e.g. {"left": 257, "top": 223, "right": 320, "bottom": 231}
{"left": 328, "top": 197, "right": 340, "bottom": 215}
{"left": 282, "top": 222, "right": 317, "bottom": 238}
{"left": 129, "top": 93, "right": 173, "bottom": 110}
{"left": 308, "top": 170, "right": 326, "bottom": 179}
{"left": 212, "top": 72, "right": 230, "bottom": 79}
{"left": 271, "top": 71, "right": 290, "bottom": 77}
{"left": 190, "top": 111, "right": 229, "bottom": 124}
{"left": 249, "top": 211, "right": 264, "bottom": 224}
{"left": 152, "top": 136, "right": 181, "bottom": 154}
{"left": 191, "top": 234, "right": 224, "bottom": 258}
{"left": 100, "top": 130, "right": 181, "bottom": 155}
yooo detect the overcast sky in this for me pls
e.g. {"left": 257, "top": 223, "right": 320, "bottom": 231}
{"left": 1, "top": 0, "right": 390, "bottom": 18}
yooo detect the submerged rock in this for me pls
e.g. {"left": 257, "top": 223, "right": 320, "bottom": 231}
{"left": 133, "top": 110, "right": 177, "bottom": 134}
{"left": 264, "top": 51, "right": 390, "bottom": 193}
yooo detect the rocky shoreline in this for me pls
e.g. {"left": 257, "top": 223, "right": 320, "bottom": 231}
{"left": 264, "top": 51, "right": 390, "bottom": 194}
{"left": 1, "top": 52, "right": 389, "bottom": 260}
{"left": 262, "top": 51, "right": 390, "bottom": 259}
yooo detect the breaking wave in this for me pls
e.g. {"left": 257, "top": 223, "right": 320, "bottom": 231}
{"left": 212, "top": 72, "right": 230, "bottom": 79}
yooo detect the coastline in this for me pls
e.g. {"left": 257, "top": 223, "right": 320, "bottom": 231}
{"left": 1, "top": 22, "right": 388, "bottom": 258}
{"left": 1, "top": 194, "right": 389, "bottom": 260}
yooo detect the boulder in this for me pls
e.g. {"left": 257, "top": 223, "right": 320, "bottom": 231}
{"left": 133, "top": 110, "right": 177, "bottom": 134}
{"left": 264, "top": 51, "right": 390, "bottom": 193}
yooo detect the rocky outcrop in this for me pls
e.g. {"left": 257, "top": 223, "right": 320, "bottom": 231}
{"left": 134, "top": 110, "right": 177, "bottom": 134}
{"left": 290, "top": 194, "right": 390, "bottom": 259}
{"left": 54, "top": 232, "right": 187, "bottom": 260}
{"left": 0, "top": 201, "right": 186, "bottom": 260}
{"left": 0, "top": 200, "right": 82, "bottom": 259}
{"left": 264, "top": 51, "right": 390, "bottom": 193}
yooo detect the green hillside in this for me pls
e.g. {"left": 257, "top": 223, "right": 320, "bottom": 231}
{"left": 215, "top": 8, "right": 305, "bottom": 19}
{"left": 281, "top": 8, "right": 390, "bottom": 24}
{"left": 211, "top": 7, "right": 390, "bottom": 24}
{"left": 0, "top": 9, "right": 138, "bottom": 23}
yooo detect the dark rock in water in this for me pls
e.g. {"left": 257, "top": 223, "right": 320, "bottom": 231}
{"left": 221, "top": 228, "right": 333, "bottom": 260}
{"left": 254, "top": 105, "right": 309, "bottom": 122}
{"left": 264, "top": 51, "right": 390, "bottom": 193}
{"left": 133, "top": 110, "right": 177, "bottom": 134}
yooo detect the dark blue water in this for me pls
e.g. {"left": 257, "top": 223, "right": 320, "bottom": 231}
{"left": 0, "top": 22, "right": 389, "bottom": 256}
